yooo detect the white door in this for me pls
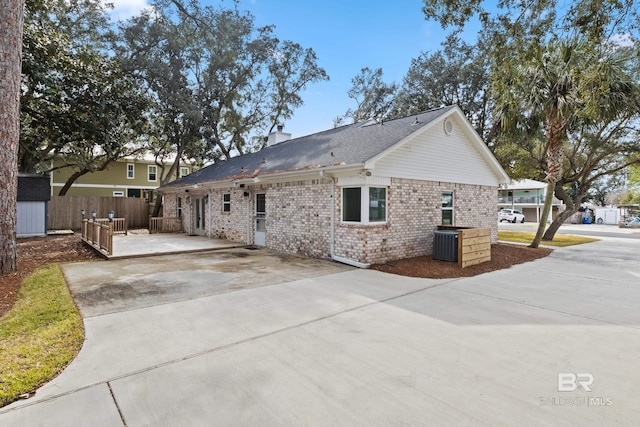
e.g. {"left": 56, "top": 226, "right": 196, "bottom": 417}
{"left": 193, "top": 196, "right": 206, "bottom": 236}
{"left": 255, "top": 193, "right": 266, "bottom": 246}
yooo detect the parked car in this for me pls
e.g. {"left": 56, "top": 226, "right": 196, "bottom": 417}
{"left": 498, "top": 209, "right": 525, "bottom": 223}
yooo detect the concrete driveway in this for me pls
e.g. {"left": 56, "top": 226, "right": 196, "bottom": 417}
{"left": 1, "top": 239, "right": 640, "bottom": 426}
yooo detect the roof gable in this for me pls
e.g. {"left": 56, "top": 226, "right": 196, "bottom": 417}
{"left": 368, "top": 106, "right": 509, "bottom": 186}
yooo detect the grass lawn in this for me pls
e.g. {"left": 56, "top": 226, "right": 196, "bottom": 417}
{"left": 0, "top": 264, "right": 84, "bottom": 407}
{"left": 498, "top": 231, "right": 599, "bottom": 247}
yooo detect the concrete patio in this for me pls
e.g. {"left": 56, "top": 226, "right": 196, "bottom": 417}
{"left": 106, "top": 232, "right": 243, "bottom": 259}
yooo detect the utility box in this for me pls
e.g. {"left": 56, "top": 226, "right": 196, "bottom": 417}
{"left": 433, "top": 230, "right": 459, "bottom": 262}
{"left": 435, "top": 226, "right": 492, "bottom": 268}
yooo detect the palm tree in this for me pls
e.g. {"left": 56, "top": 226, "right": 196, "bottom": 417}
{"left": 0, "top": 0, "right": 25, "bottom": 273}
{"left": 496, "top": 39, "right": 637, "bottom": 248}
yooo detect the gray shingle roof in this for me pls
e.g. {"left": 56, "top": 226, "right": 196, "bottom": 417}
{"left": 162, "top": 105, "right": 456, "bottom": 189}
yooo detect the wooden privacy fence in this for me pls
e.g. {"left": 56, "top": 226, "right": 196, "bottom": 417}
{"left": 149, "top": 217, "right": 182, "bottom": 234}
{"left": 49, "top": 196, "right": 149, "bottom": 230}
{"left": 437, "top": 226, "right": 492, "bottom": 268}
{"left": 81, "top": 219, "right": 113, "bottom": 256}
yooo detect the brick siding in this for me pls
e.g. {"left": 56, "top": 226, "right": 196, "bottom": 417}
{"left": 162, "top": 177, "right": 497, "bottom": 265}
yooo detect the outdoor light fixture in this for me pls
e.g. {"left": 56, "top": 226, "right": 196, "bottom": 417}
{"left": 92, "top": 210, "right": 97, "bottom": 221}
{"left": 108, "top": 210, "right": 114, "bottom": 222}
{"left": 81, "top": 208, "right": 85, "bottom": 219}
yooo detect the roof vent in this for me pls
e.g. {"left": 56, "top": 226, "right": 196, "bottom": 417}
{"left": 443, "top": 118, "right": 453, "bottom": 135}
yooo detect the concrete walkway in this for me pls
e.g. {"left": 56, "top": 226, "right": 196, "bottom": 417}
{"left": 1, "top": 237, "right": 639, "bottom": 425}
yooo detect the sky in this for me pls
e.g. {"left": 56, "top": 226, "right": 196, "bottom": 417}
{"left": 109, "top": 0, "right": 482, "bottom": 138}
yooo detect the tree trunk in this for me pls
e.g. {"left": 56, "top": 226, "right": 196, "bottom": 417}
{"left": 530, "top": 114, "right": 565, "bottom": 249}
{"left": 0, "top": 0, "right": 25, "bottom": 274}
{"left": 542, "top": 181, "right": 578, "bottom": 241}
{"left": 58, "top": 169, "right": 90, "bottom": 196}
{"left": 529, "top": 181, "right": 554, "bottom": 248}
{"left": 542, "top": 207, "right": 576, "bottom": 241}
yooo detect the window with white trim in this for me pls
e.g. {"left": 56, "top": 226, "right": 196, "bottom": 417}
{"left": 148, "top": 165, "right": 157, "bottom": 182}
{"left": 222, "top": 193, "right": 231, "bottom": 212}
{"left": 180, "top": 167, "right": 189, "bottom": 177}
{"left": 342, "top": 186, "right": 387, "bottom": 224}
{"left": 113, "top": 191, "right": 124, "bottom": 197}
{"left": 441, "top": 191, "right": 454, "bottom": 225}
{"left": 126, "top": 163, "right": 134, "bottom": 179}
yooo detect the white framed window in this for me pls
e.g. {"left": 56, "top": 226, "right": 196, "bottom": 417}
{"left": 222, "top": 193, "right": 231, "bottom": 212}
{"left": 342, "top": 186, "right": 387, "bottom": 224}
{"left": 180, "top": 167, "right": 190, "bottom": 177}
{"left": 177, "top": 197, "right": 182, "bottom": 218}
{"left": 126, "top": 163, "right": 135, "bottom": 179}
{"left": 442, "top": 191, "right": 454, "bottom": 225}
{"left": 148, "top": 165, "right": 157, "bottom": 182}
{"left": 113, "top": 191, "right": 124, "bottom": 197}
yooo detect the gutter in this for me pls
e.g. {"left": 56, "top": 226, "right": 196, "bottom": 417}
{"left": 320, "top": 170, "right": 371, "bottom": 269}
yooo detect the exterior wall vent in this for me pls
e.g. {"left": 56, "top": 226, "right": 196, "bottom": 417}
{"left": 443, "top": 118, "right": 453, "bottom": 135}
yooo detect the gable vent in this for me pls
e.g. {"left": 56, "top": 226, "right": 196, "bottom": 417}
{"left": 443, "top": 118, "right": 453, "bottom": 135}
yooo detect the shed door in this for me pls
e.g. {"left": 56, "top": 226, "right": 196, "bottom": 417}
{"left": 17, "top": 201, "right": 46, "bottom": 237}
{"left": 255, "top": 193, "right": 266, "bottom": 246}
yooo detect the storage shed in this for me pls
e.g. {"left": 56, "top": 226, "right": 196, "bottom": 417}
{"left": 17, "top": 173, "right": 51, "bottom": 238}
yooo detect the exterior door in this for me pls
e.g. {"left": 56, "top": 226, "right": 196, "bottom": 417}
{"left": 193, "top": 196, "right": 206, "bottom": 236}
{"left": 255, "top": 193, "right": 266, "bottom": 246}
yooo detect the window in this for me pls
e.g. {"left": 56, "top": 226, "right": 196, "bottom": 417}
{"left": 148, "top": 165, "right": 157, "bottom": 182}
{"left": 222, "top": 193, "right": 231, "bottom": 212}
{"left": 442, "top": 191, "right": 454, "bottom": 225}
{"left": 177, "top": 197, "right": 182, "bottom": 218}
{"left": 180, "top": 167, "right": 189, "bottom": 177}
{"left": 113, "top": 191, "right": 124, "bottom": 197}
{"left": 127, "top": 188, "right": 141, "bottom": 198}
{"left": 126, "top": 163, "right": 134, "bottom": 179}
{"left": 369, "top": 187, "right": 386, "bottom": 222}
{"left": 342, "top": 187, "right": 387, "bottom": 224}
{"left": 342, "top": 188, "right": 361, "bottom": 222}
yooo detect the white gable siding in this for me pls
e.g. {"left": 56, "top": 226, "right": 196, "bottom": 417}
{"left": 373, "top": 116, "right": 500, "bottom": 186}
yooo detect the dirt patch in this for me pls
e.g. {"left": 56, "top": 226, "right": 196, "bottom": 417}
{"left": 372, "top": 243, "right": 552, "bottom": 279}
{"left": 0, "top": 234, "right": 103, "bottom": 317}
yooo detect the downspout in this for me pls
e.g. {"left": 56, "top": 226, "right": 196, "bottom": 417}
{"left": 321, "top": 170, "right": 370, "bottom": 269}
{"left": 246, "top": 191, "right": 251, "bottom": 245}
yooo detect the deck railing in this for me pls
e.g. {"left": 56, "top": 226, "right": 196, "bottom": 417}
{"left": 93, "top": 218, "right": 127, "bottom": 235}
{"left": 81, "top": 219, "right": 114, "bottom": 256}
{"left": 149, "top": 217, "right": 182, "bottom": 234}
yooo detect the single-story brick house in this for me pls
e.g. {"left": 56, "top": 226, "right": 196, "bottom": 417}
{"left": 159, "top": 105, "right": 510, "bottom": 267}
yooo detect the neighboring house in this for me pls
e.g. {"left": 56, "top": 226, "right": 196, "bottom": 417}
{"left": 498, "top": 179, "right": 564, "bottom": 223}
{"left": 17, "top": 173, "right": 51, "bottom": 238}
{"left": 50, "top": 157, "right": 193, "bottom": 199}
{"left": 159, "top": 105, "right": 510, "bottom": 266}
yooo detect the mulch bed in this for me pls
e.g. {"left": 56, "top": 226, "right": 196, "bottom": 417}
{"left": 0, "top": 235, "right": 102, "bottom": 317}
{"left": 372, "top": 243, "right": 552, "bottom": 279}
